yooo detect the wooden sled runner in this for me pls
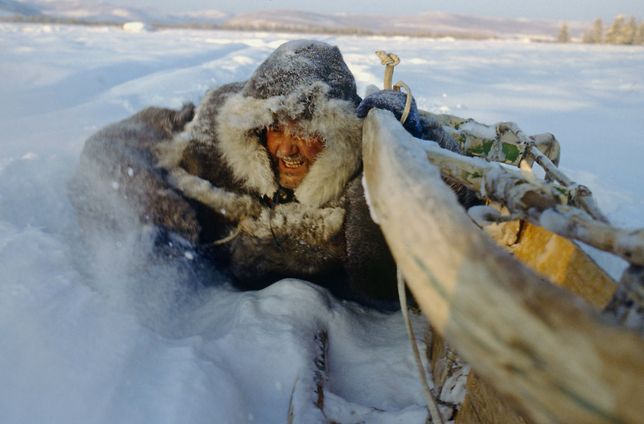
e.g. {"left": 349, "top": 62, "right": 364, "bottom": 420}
{"left": 362, "top": 109, "right": 644, "bottom": 424}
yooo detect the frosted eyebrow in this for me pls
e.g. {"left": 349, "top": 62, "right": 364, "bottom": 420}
{"left": 288, "top": 128, "right": 323, "bottom": 144}
{"left": 267, "top": 121, "right": 324, "bottom": 144}
{"left": 305, "top": 134, "right": 325, "bottom": 145}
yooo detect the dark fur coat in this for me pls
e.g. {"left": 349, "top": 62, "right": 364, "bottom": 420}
{"left": 70, "top": 40, "right": 473, "bottom": 304}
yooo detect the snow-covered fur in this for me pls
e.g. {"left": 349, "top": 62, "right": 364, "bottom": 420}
{"left": 214, "top": 85, "right": 362, "bottom": 208}
{"left": 69, "top": 105, "right": 200, "bottom": 242}
{"left": 156, "top": 40, "right": 396, "bottom": 302}
{"left": 70, "top": 40, "right": 472, "bottom": 304}
{"left": 184, "top": 40, "right": 363, "bottom": 208}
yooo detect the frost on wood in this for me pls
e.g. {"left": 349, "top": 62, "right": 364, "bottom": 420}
{"left": 604, "top": 265, "right": 644, "bottom": 333}
{"left": 362, "top": 109, "right": 644, "bottom": 424}
{"left": 404, "top": 126, "right": 644, "bottom": 266}
{"left": 428, "top": 112, "right": 526, "bottom": 165}
{"left": 361, "top": 173, "right": 380, "bottom": 225}
{"left": 427, "top": 110, "right": 607, "bottom": 223}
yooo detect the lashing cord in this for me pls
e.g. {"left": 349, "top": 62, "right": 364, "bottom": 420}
{"left": 375, "top": 50, "right": 413, "bottom": 126}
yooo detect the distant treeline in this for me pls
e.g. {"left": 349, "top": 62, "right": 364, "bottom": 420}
{"left": 220, "top": 23, "right": 492, "bottom": 40}
{"left": 9, "top": 13, "right": 643, "bottom": 45}
{"left": 558, "top": 15, "right": 644, "bottom": 45}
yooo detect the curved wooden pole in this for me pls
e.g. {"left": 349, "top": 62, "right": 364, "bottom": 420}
{"left": 362, "top": 109, "right": 644, "bottom": 424}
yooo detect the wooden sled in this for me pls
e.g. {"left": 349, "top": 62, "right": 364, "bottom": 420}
{"left": 362, "top": 109, "right": 644, "bottom": 424}
{"left": 455, "top": 220, "right": 617, "bottom": 423}
{"left": 427, "top": 218, "right": 618, "bottom": 424}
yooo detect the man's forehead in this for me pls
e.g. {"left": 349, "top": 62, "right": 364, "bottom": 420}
{"left": 270, "top": 120, "right": 304, "bottom": 133}
{"left": 268, "top": 119, "right": 326, "bottom": 146}
{"left": 273, "top": 120, "right": 299, "bottom": 129}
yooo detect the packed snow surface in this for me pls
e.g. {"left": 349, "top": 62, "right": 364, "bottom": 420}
{"left": 1, "top": 23, "right": 643, "bottom": 423}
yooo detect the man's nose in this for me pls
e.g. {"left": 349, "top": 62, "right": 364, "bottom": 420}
{"left": 277, "top": 138, "right": 299, "bottom": 156}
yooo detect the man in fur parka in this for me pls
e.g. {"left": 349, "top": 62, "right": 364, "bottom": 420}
{"left": 71, "top": 40, "right": 472, "bottom": 305}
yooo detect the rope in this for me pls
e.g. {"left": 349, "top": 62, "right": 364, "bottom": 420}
{"left": 212, "top": 224, "right": 242, "bottom": 245}
{"left": 393, "top": 81, "right": 413, "bottom": 125}
{"left": 397, "top": 268, "right": 445, "bottom": 424}
{"left": 375, "top": 50, "right": 400, "bottom": 90}
{"left": 374, "top": 51, "right": 413, "bottom": 126}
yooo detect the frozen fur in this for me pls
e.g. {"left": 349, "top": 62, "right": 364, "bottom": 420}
{"left": 214, "top": 82, "right": 362, "bottom": 208}
{"left": 238, "top": 203, "right": 346, "bottom": 245}
{"left": 165, "top": 167, "right": 262, "bottom": 221}
{"left": 168, "top": 164, "right": 345, "bottom": 246}
{"left": 72, "top": 40, "right": 400, "bottom": 302}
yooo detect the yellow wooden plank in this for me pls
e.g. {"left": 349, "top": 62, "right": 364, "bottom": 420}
{"left": 508, "top": 222, "right": 616, "bottom": 309}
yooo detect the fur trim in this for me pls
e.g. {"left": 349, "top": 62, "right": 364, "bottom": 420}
{"left": 156, "top": 82, "right": 244, "bottom": 173}
{"left": 293, "top": 97, "right": 362, "bottom": 208}
{"left": 215, "top": 83, "right": 362, "bottom": 207}
{"left": 155, "top": 132, "right": 191, "bottom": 169}
{"left": 214, "top": 93, "right": 279, "bottom": 198}
{"left": 166, "top": 166, "right": 345, "bottom": 246}
{"left": 240, "top": 203, "right": 345, "bottom": 246}
{"left": 166, "top": 168, "right": 262, "bottom": 221}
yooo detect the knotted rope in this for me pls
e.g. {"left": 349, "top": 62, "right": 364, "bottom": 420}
{"left": 375, "top": 50, "right": 400, "bottom": 90}
{"left": 375, "top": 50, "right": 413, "bottom": 126}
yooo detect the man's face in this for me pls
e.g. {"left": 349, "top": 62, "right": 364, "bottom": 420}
{"left": 266, "top": 122, "right": 325, "bottom": 189}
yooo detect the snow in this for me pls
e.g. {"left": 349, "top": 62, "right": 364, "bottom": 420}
{"left": 467, "top": 205, "right": 504, "bottom": 227}
{"left": 122, "top": 21, "right": 150, "bottom": 33}
{"left": 1, "top": 23, "right": 643, "bottom": 423}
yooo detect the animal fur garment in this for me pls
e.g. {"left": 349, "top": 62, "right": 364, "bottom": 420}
{"left": 70, "top": 40, "right": 476, "bottom": 305}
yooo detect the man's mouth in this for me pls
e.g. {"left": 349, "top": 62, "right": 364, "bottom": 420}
{"left": 281, "top": 156, "right": 304, "bottom": 169}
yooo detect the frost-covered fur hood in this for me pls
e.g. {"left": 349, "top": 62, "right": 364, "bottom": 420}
{"left": 191, "top": 40, "right": 363, "bottom": 208}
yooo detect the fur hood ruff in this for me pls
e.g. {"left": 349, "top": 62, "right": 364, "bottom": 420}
{"left": 200, "top": 82, "right": 363, "bottom": 208}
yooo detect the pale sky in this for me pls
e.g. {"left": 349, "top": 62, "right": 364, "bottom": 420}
{"left": 110, "top": 0, "right": 644, "bottom": 21}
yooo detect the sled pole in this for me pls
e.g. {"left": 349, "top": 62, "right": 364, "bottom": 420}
{"left": 404, "top": 128, "right": 644, "bottom": 266}
{"left": 526, "top": 143, "right": 609, "bottom": 223}
{"left": 496, "top": 121, "right": 607, "bottom": 223}
{"left": 362, "top": 109, "right": 644, "bottom": 424}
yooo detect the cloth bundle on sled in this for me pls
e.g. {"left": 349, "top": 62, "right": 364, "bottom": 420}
{"left": 69, "top": 40, "right": 644, "bottom": 423}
